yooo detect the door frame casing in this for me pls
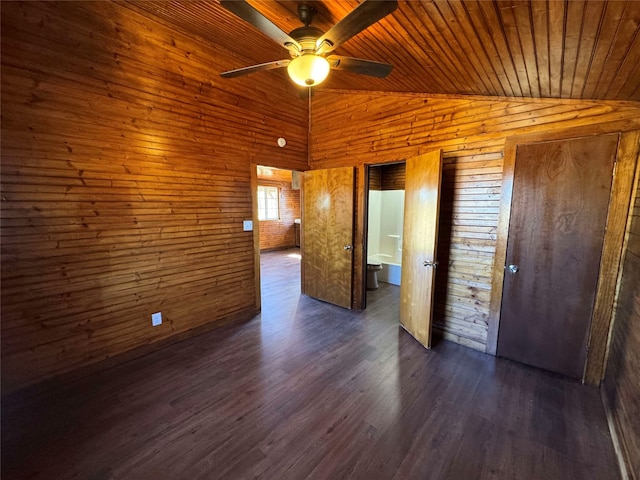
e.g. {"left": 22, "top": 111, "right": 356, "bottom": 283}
{"left": 488, "top": 129, "right": 639, "bottom": 384}
{"left": 360, "top": 164, "right": 371, "bottom": 310}
{"left": 250, "top": 163, "right": 261, "bottom": 312}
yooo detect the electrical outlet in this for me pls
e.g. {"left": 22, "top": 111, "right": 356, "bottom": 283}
{"left": 152, "top": 312, "right": 162, "bottom": 326}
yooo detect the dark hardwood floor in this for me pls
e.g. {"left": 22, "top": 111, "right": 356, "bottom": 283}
{"left": 2, "top": 248, "right": 620, "bottom": 479}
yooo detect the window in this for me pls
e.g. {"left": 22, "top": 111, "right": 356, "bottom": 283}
{"left": 257, "top": 186, "right": 279, "bottom": 220}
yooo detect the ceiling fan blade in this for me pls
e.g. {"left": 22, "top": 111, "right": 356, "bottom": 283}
{"left": 220, "top": 59, "right": 290, "bottom": 78}
{"left": 220, "top": 0, "right": 301, "bottom": 52}
{"left": 327, "top": 55, "right": 393, "bottom": 78}
{"left": 315, "top": 0, "right": 398, "bottom": 55}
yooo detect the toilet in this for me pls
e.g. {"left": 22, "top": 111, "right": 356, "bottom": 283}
{"left": 366, "top": 260, "right": 383, "bottom": 290}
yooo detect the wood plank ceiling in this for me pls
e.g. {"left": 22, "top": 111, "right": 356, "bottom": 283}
{"left": 128, "top": 0, "right": 640, "bottom": 100}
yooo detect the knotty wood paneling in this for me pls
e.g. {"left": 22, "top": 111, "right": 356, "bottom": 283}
{"left": 257, "top": 172, "right": 301, "bottom": 251}
{"left": 381, "top": 163, "right": 406, "bottom": 190}
{"left": 314, "top": 91, "right": 640, "bottom": 352}
{"left": 0, "top": 1, "right": 308, "bottom": 393}
{"left": 603, "top": 158, "right": 640, "bottom": 479}
{"left": 434, "top": 152, "right": 502, "bottom": 351}
{"left": 368, "top": 166, "right": 382, "bottom": 191}
{"left": 311, "top": 92, "right": 640, "bottom": 168}
{"left": 368, "top": 163, "right": 405, "bottom": 191}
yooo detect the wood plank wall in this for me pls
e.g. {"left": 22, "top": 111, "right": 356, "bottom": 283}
{"left": 311, "top": 92, "right": 640, "bottom": 168}
{"left": 380, "top": 163, "right": 406, "bottom": 191}
{"left": 257, "top": 169, "right": 301, "bottom": 251}
{"left": 435, "top": 152, "right": 502, "bottom": 350}
{"left": 603, "top": 163, "right": 640, "bottom": 479}
{"left": 368, "top": 164, "right": 406, "bottom": 191}
{"left": 311, "top": 91, "right": 640, "bottom": 351}
{"left": 0, "top": 1, "right": 308, "bottom": 393}
{"left": 368, "top": 167, "right": 382, "bottom": 191}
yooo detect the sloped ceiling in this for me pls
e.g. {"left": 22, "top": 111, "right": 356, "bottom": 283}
{"left": 129, "top": 0, "right": 640, "bottom": 100}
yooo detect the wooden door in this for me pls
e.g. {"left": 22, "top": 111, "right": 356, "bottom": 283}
{"left": 302, "top": 167, "right": 355, "bottom": 309}
{"left": 497, "top": 134, "right": 618, "bottom": 379}
{"left": 400, "top": 150, "right": 443, "bottom": 348}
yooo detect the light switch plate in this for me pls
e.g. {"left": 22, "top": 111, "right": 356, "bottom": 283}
{"left": 243, "top": 220, "right": 253, "bottom": 231}
{"left": 152, "top": 312, "right": 162, "bottom": 326}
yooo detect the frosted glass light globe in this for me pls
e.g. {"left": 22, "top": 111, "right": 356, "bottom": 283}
{"left": 287, "top": 55, "right": 330, "bottom": 87}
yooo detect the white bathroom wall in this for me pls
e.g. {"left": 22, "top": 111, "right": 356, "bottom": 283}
{"left": 367, "top": 189, "right": 404, "bottom": 265}
{"left": 379, "top": 190, "right": 404, "bottom": 264}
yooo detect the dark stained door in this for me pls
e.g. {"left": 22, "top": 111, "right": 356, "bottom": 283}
{"left": 497, "top": 134, "right": 618, "bottom": 379}
{"left": 301, "top": 167, "right": 355, "bottom": 309}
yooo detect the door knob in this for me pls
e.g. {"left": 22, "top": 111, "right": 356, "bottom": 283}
{"left": 507, "top": 264, "right": 519, "bottom": 274}
{"left": 423, "top": 260, "right": 438, "bottom": 268}
{"left": 344, "top": 245, "right": 352, "bottom": 250}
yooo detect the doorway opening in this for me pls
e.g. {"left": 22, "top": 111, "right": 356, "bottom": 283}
{"left": 255, "top": 165, "right": 302, "bottom": 308}
{"left": 364, "top": 162, "right": 406, "bottom": 308}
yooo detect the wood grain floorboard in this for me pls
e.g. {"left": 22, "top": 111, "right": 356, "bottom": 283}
{"left": 1, "top": 249, "right": 620, "bottom": 479}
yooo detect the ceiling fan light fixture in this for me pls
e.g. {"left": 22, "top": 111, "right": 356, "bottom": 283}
{"left": 287, "top": 54, "right": 330, "bottom": 87}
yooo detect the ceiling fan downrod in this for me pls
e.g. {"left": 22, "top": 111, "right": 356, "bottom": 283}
{"left": 297, "top": 3, "right": 316, "bottom": 27}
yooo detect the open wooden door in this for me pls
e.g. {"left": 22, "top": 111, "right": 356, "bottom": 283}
{"left": 400, "top": 150, "right": 443, "bottom": 348}
{"left": 302, "top": 167, "right": 355, "bottom": 309}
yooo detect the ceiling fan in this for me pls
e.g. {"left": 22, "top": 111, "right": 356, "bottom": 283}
{"left": 219, "top": 0, "right": 398, "bottom": 87}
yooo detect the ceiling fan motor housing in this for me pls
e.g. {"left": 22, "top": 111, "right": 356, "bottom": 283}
{"left": 288, "top": 26, "right": 324, "bottom": 56}
{"left": 219, "top": 0, "right": 397, "bottom": 83}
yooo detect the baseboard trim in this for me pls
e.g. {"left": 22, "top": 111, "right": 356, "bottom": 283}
{"left": 601, "top": 386, "right": 633, "bottom": 480}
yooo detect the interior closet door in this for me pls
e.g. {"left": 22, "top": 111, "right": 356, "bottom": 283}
{"left": 399, "top": 150, "right": 443, "bottom": 348}
{"left": 301, "top": 167, "right": 355, "bottom": 309}
{"left": 497, "top": 134, "right": 618, "bottom": 379}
